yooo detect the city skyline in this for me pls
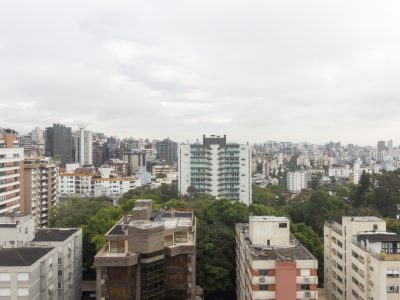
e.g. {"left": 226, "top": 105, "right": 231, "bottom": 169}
{"left": 2, "top": 1, "right": 400, "bottom": 144}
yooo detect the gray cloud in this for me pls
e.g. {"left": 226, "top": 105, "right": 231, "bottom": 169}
{"left": 1, "top": 0, "right": 400, "bottom": 145}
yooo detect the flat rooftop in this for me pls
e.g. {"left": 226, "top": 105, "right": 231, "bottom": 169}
{"left": 250, "top": 216, "right": 289, "bottom": 222}
{"left": 343, "top": 216, "right": 384, "bottom": 222}
{"left": 238, "top": 224, "right": 316, "bottom": 261}
{"left": 357, "top": 233, "right": 400, "bottom": 243}
{"left": 33, "top": 228, "right": 79, "bottom": 242}
{"left": 0, "top": 248, "right": 54, "bottom": 266}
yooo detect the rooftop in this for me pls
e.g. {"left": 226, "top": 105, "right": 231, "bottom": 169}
{"left": 250, "top": 216, "right": 289, "bottom": 222}
{"left": 32, "top": 228, "right": 79, "bottom": 242}
{"left": 238, "top": 223, "right": 316, "bottom": 261}
{"left": 357, "top": 233, "right": 400, "bottom": 243}
{"left": 0, "top": 248, "right": 54, "bottom": 266}
{"left": 343, "top": 216, "right": 384, "bottom": 222}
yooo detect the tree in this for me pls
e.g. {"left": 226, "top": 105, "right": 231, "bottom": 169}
{"left": 369, "top": 170, "right": 400, "bottom": 217}
{"left": 353, "top": 171, "right": 371, "bottom": 207}
{"left": 310, "top": 173, "right": 322, "bottom": 190}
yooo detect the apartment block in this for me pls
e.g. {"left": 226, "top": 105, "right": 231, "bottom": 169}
{"left": 178, "top": 135, "right": 252, "bottom": 205}
{"left": 324, "top": 216, "right": 400, "bottom": 300}
{"left": 236, "top": 216, "right": 318, "bottom": 300}
{"left": 45, "top": 124, "right": 73, "bottom": 165}
{"left": 287, "top": 171, "right": 308, "bottom": 193}
{"left": 29, "top": 229, "right": 83, "bottom": 300}
{"left": 0, "top": 130, "right": 24, "bottom": 214}
{"left": 58, "top": 165, "right": 135, "bottom": 197}
{"left": 95, "top": 199, "right": 199, "bottom": 300}
{"left": 0, "top": 213, "right": 82, "bottom": 300}
{"left": 0, "top": 247, "right": 58, "bottom": 300}
{"left": 23, "top": 158, "right": 59, "bottom": 227}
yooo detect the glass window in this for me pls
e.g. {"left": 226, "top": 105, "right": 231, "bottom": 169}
{"left": 0, "top": 288, "right": 10, "bottom": 296}
{"left": 259, "top": 284, "right": 268, "bottom": 290}
{"left": 0, "top": 273, "right": 10, "bottom": 281}
{"left": 259, "top": 269, "right": 268, "bottom": 276}
{"left": 279, "top": 223, "right": 287, "bottom": 228}
{"left": 17, "top": 288, "right": 29, "bottom": 296}
{"left": 17, "top": 273, "right": 29, "bottom": 281}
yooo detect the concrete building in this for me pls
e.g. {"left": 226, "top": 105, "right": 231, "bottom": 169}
{"left": 178, "top": 135, "right": 252, "bottom": 205}
{"left": 74, "top": 128, "right": 93, "bottom": 165}
{"left": 59, "top": 165, "right": 135, "bottom": 197}
{"left": 287, "top": 171, "right": 308, "bottom": 193}
{"left": 29, "top": 228, "right": 83, "bottom": 300}
{"left": 324, "top": 216, "right": 400, "bottom": 300}
{"left": 328, "top": 165, "right": 350, "bottom": 179}
{"left": 0, "top": 214, "right": 82, "bottom": 300}
{"left": 45, "top": 124, "right": 73, "bottom": 165}
{"left": 95, "top": 199, "right": 199, "bottom": 300}
{"left": 23, "top": 158, "right": 58, "bottom": 227}
{"left": 236, "top": 216, "right": 318, "bottom": 300}
{"left": 0, "top": 247, "right": 58, "bottom": 300}
{"left": 156, "top": 138, "right": 178, "bottom": 164}
{"left": 0, "top": 130, "right": 24, "bottom": 214}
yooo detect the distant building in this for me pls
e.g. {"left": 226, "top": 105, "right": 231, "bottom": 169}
{"left": 287, "top": 171, "right": 308, "bottom": 193}
{"left": 236, "top": 216, "right": 318, "bottom": 300}
{"left": 0, "top": 130, "right": 24, "bottom": 214}
{"left": 23, "top": 158, "right": 59, "bottom": 227}
{"left": 156, "top": 138, "right": 178, "bottom": 164}
{"left": 328, "top": 165, "right": 350, "bottom": 179}
{"left": 45, "top": 124, "right": 73, "bottom": 165}
{"left": 324, "top": 216, "right": 400, "bottom": 300}
{"left": 178, "top": 135, "right": 252, "bottom": 205}
{"left": 75, "top": 128, "right": 93, "bottom": 165}
{"left": 94, "top": 199, "right": 200, "bottom": 300}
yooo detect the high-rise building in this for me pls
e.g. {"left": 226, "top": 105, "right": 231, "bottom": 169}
{"left": 236, "top": 216, "right": 318, "bottom": 300}
{"left": 387, "top": 139, "right": 393, "bottom": 156}
{"left": 0, "top": 130, "right": 24, "bottom": 214}
{"left": 94, "top": 199, "right": 199, "bottom": 300}
{"left": 287, "top": 171, "right": 308, "bottom": 193}
{"left": 156, "top": 138, "right": 178, "bottom": 164}
{"left": 178, "top": 135, "right": 252, "bottom": 205}
{"left": 23, "top": 158, "right": 59, "bottom": 227}
{"left": 45, "top": 124, "right": 73, "bottom": 165}
{"left": 75, "top": 128, "right": 93, "bottom": 165}
{"left": 324, "top": 216, "right": 400, "bottom": 300}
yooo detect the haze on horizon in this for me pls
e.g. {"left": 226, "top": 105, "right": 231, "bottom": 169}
{"left": 1, "top": 0, "right": 400, "bottom": 146}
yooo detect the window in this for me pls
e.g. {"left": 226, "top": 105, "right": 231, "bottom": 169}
{"left": 279, "top": 223, "right": 287, "bottom": 228}
{"left": 259, "top": 284, "right": 268, "bottom": 290}
{"left": 0, "top": 288, "right": 10, "bottom": 296}
{"left": 387, "top": 269, "right": 400, "bottom": 278}
{"left": 259, "top": 269, "right": 268, "bottom": 276}
{"left": 17, "top": 288, "right": 29, "bottom": 296}
{"left": 300, "top": 284, "right": 310, "bottom": 290}
{"left": 387, "top": 285, "right": 399, "bottom": 293}
{"left": 58, "top": 271, "right": 63, "bottom": 277}
{"left": 0, "top": 273, "right": 10, "bottom": 281}
{"left": 373, "top": 224, "right": 378, "bottom": 230}
{"left": 17, "top": 273, "right": 29, "bottom": 281}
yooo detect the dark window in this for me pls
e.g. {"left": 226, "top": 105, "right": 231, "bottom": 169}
{"left": 373, "top": 224, "right": 378, "bottom": 230}
{"left": 259, "top": 269, "right": 268, "bottom": 276}
{"left": 301, "top": 284, "right": 310, "bottom": 290}
{"left": 279, "top": 223, "right": 287, "bottom": 228}
{"left": 259, "top": 284, "right": 268, "bottom": 290}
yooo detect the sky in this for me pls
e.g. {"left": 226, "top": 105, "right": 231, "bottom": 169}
{"left": 1, "top": 1, "right": 400, "bottom": 145}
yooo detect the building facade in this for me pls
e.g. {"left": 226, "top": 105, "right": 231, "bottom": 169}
{"left": 95, "top": 199, "right": 198, "bottom": 300}
{"left": 236, "top": 216, "right": 318, "bottom": 300}
{"left": 178, "top": 135, "right": 252, "bottom": 205}
{"left": 0, "top": 130, "right": 24, "bottom": 214}
{"left": 324, "top": 216, "right": 400, "bottom": 300}
{"left": 45, "top": 124, "right": 73, "bottom": 165}
{"left": 287, "top": 171, "right": 308, "bottom": 193}
{"left": 156, "top": 138, "right": 178, "bottom": 164}
{"left": 23, "top": 158, "right": 58, "bottom": 227}
{"left": 75, "top": 128, "right": 93, "bottom": 165}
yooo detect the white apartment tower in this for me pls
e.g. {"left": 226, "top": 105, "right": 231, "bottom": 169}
{"left": 178, "top": 135, "right": 252, "bottom": 205}
{"left": 0, "top": 130, "right": 24, "bottom": 214}
{"left": 324, "top": 216, "right": 400, "bottom": 300}
{"left": 287, "top": 171, "right": 308, "bottom": 193}
{"left": 75, "top": 128, "right": 92, "bottom": 165}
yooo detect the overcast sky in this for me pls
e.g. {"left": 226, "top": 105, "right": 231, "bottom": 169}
{"left": 1, "top": 1, "right": 400, "bottom": 145}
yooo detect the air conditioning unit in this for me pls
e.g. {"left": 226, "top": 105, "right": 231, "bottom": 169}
{"left": 259, "top": 276, "right": 265, "bottom": 283}
{"left": 305, "top": 291, "right": 311, "bottom": 297}
{"left": 304, "top": 276, "right": 311, "bottom": 283}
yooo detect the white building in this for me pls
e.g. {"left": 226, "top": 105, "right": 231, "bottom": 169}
{"left": 324, "top": 216, "right": 400, "bottom": 300}
{"left": 287, "top": 171, "right": 308, "bottom": 193}
{"left": 178, "top": 135, "right": 252, "bottom": 205}
{"left": 75, "top": 128, "right": 92, "bottom": 165}
{"left": 0, "top": 214, "right": 82, "bottom": 300}
{"left": 0, "top": 131, "right": 24, "bottom": 214}
{"left": 328, "top": 165, "right": 350, "bottom": 179}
